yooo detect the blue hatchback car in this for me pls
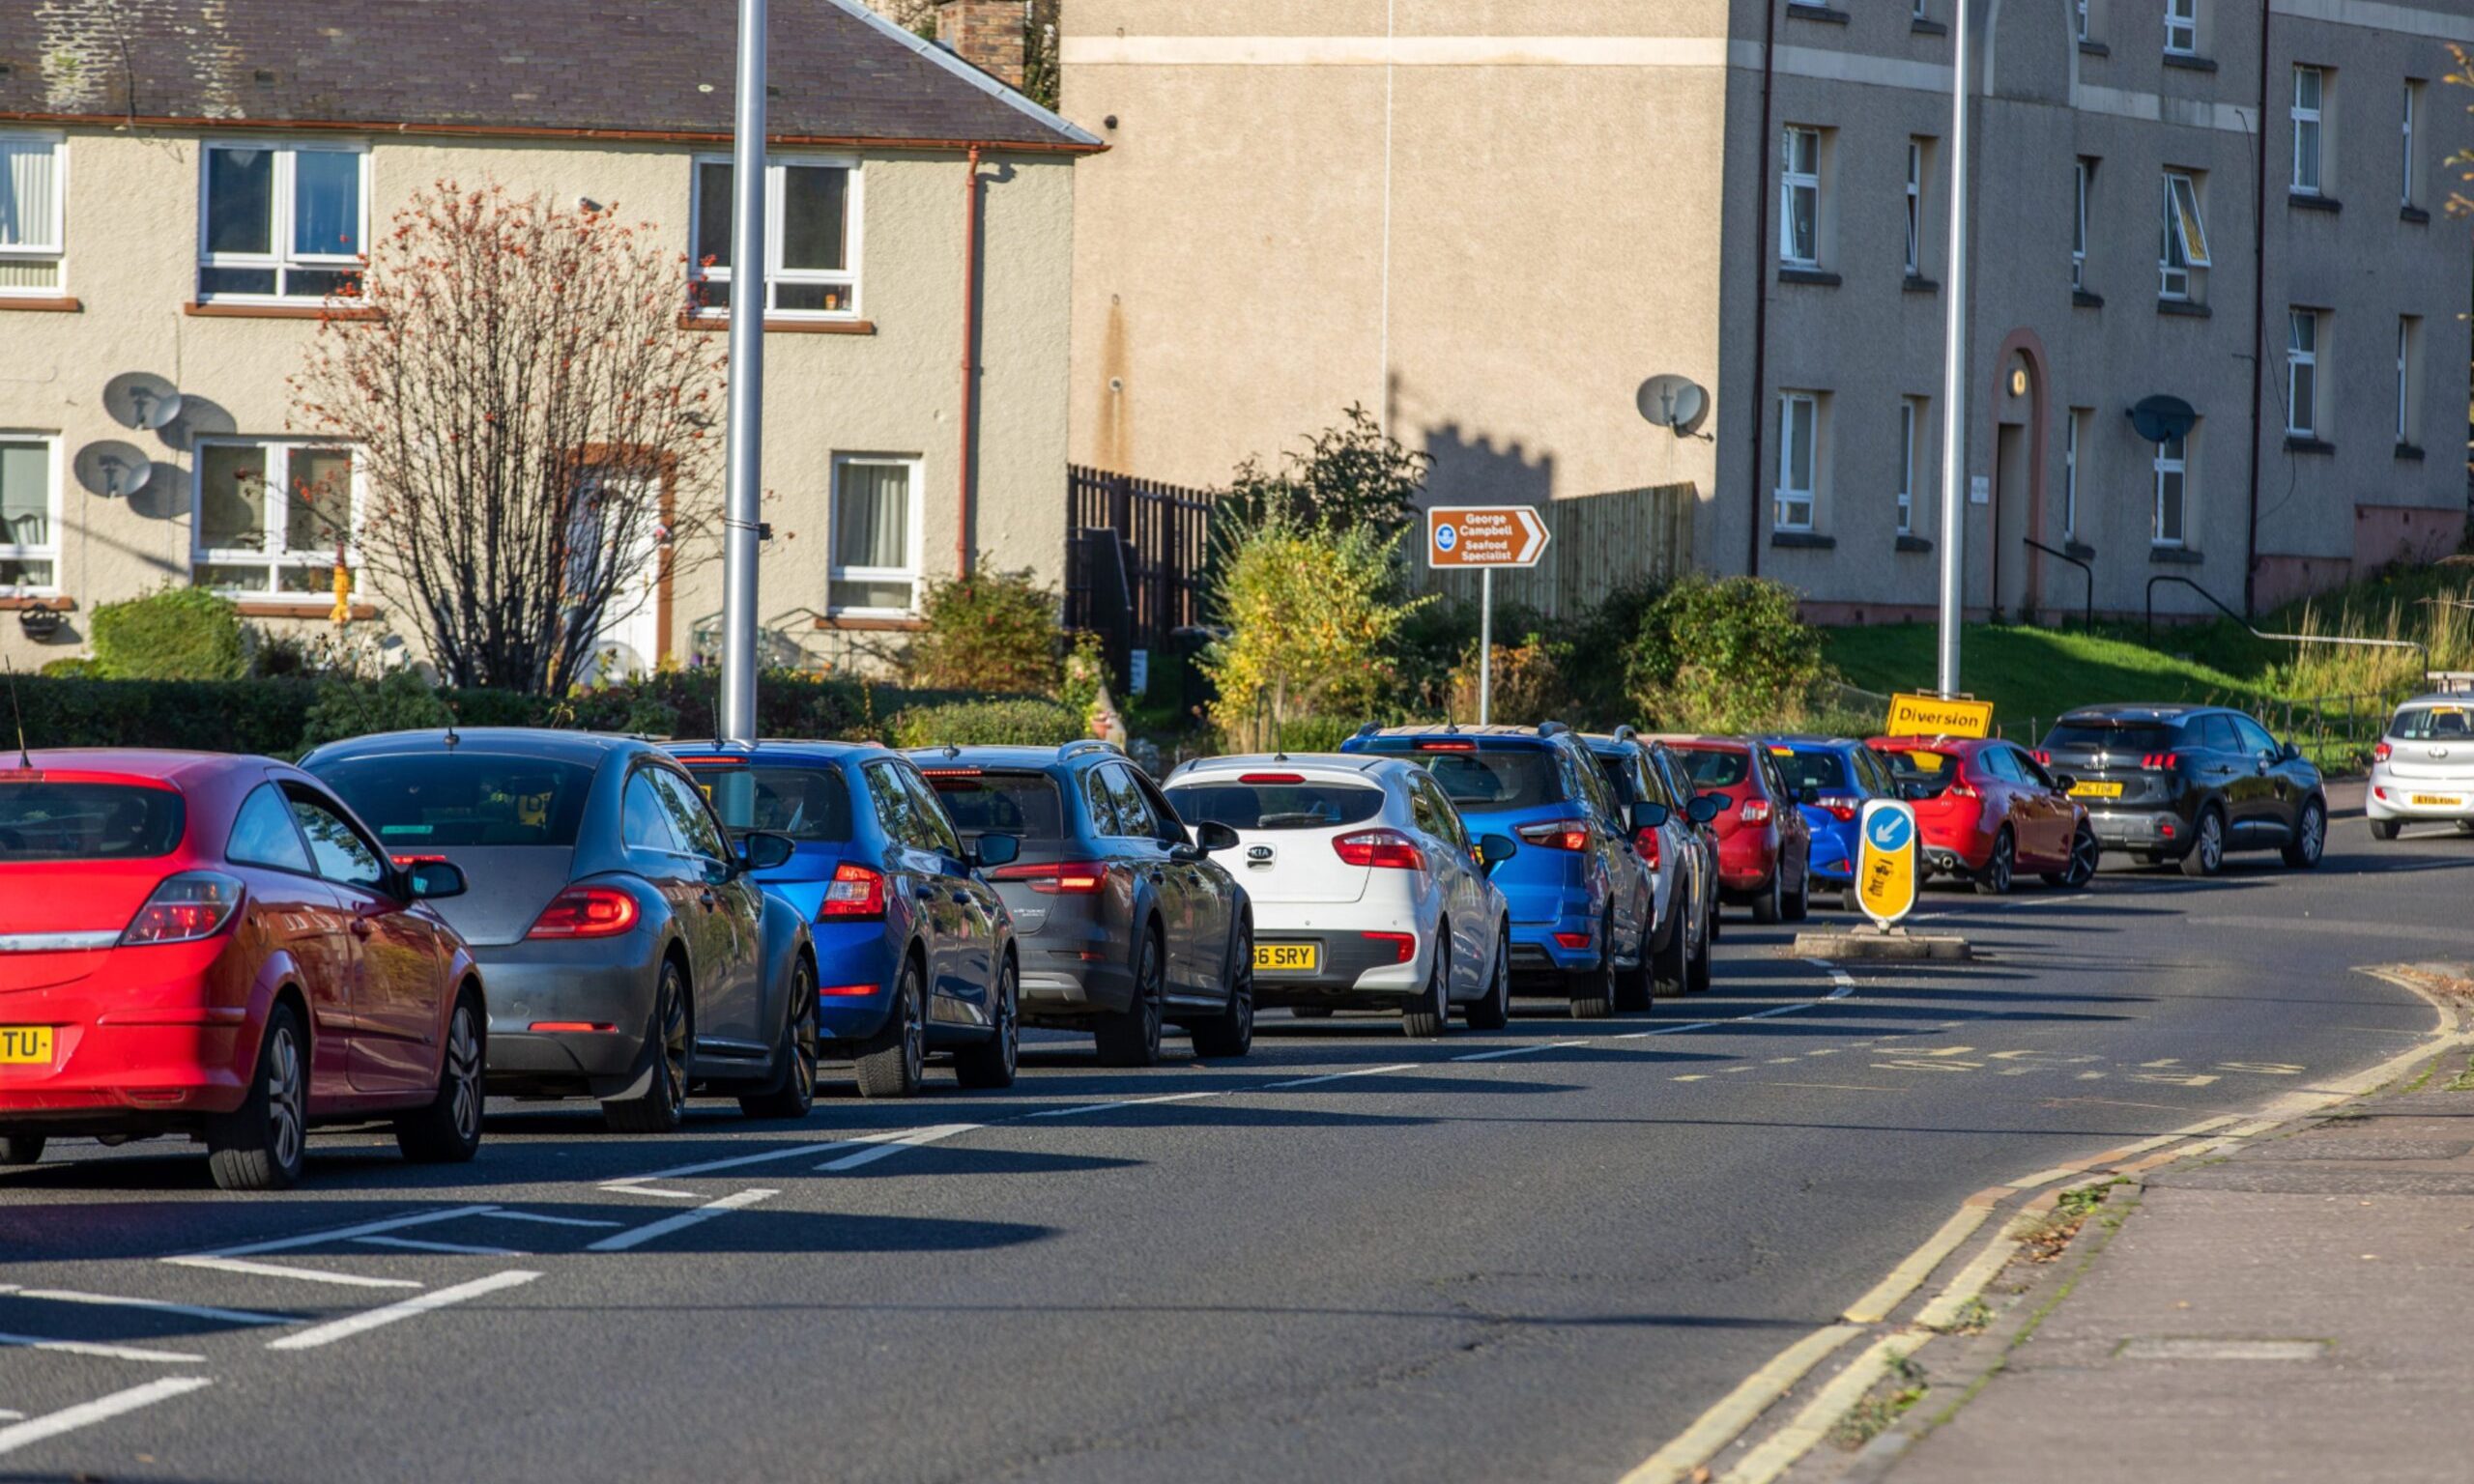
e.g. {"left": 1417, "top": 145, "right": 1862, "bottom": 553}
{"left": 1758, "top": 735, "right": 1902, "bottom": 907}
{"left": 671, "top": 742, "right": 1022, "bottom": 1099}
{"left": 1340, "top": 724, "right": 1656, "bottom": 1018}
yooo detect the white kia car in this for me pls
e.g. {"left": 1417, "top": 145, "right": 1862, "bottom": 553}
{"left": 1164, "top": 755, "right": 1516, "bottom": 1037}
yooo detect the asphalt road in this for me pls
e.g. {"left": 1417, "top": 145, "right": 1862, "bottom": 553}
{"left": 0, "top": 805, "right": 2461, "bottom": 1484}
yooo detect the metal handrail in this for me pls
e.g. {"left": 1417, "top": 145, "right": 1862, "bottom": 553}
{"left": 2022, "top": 537, "right": 2093, "bottom": 632}
{"left": 2145, "top": 573, "right": 2429, "bottom": 675}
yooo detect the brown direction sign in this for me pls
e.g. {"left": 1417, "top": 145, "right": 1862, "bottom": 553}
{"left": 1427, "top": 505, "right": 1550, "bottom": 569}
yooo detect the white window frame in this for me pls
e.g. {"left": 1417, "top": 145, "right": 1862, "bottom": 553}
{"left": 2076, "top": 0, "right": 2091, "bottom": 42}
{"left": 2290, "top": 66, "right": 2324, "bottom": 196}
{"left": 2062, "top": 411, "right": 2083, "bottom": 539}
{"left": 195, "top": 141, "right": 369, "bottom": 303}
{"left": 1775, "top": 391, "right": 1819, "bottom": 533}
{"left": 2286, "top": 309, "right": 2319, "bottom": 439}
{"left": 2160, "top": 170, "right": 2210, "bottom": 300}
{"left": 826, "top": 452, "right": 924, "bottom": 616}
{"left": 2164, "top": 0, "right": 2198, "bottom": 56}
{"left": 0, "top": 133, "right": 67, "bottom": 300}
{"left": 189, "top": 439, "right": 364, "bottom": 602}
{"left": 2072, "top": 158, "right": 2090, "bottom": 290}
{"left": 1896, "top": 399, "right": 1917, "bottom": 536}
{"left": 688, "top": 155, "right": 866, "bottom": 323}
{"left": 1904, "top": 140, "right": 1922, "bottom": 276}
{"left": 0, "top": 432, "right": 62, "bottom": 596}
{"left": 1779, "top": 127, "right": 1821, "bottom": 269}
{"left": 2402, "top": 79, "right": 2422, "bottom": 207}
{"left": 2152, "top": 434, "right": 2188, "bottom": 548}
{"left": 2397, "top": 315, "right": 2421, "bottom": 446}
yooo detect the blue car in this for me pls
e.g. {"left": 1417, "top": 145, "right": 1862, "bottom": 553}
{"left": 1340, "top": 724, "right": 1657, "bottom": 1017}
{"left": 670, "top": 742, "right": 1022, "bottom": 1099}
{"left": 1758, "top": 735, "right": 1903, "bottom": 907}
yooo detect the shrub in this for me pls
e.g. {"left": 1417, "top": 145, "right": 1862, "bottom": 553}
{"left": 1449, "top": 632, "right": 1571, "bottom": 727}
{"left": 12, "top": 676, "right": 317, "bottom": 756}
{"left": 903, "top": 566, "right": 1065, "bottom": 695}
{"left": 1220, "top": 404, "right": 1427, "bottom": 538}
{"left": 887, "top": 699, "right": 1086, "bottom": 750}
{"left": 1201, "top": 515, "right": 1427, "bottom": 751}
{"left": 300, "top": 669, "right": 454, "bottom": 750}
{"left": 1625, "top": 575, "right": 1824, "bottom": 733}
{"left": 90, "top": 588, "right": 247, "bottom": 681}
{"left": 1059, "top": 630, "right": 1109, "bottom": 725}
{"left": 1261, "top": 713, "right": 1376, "bottom": 755}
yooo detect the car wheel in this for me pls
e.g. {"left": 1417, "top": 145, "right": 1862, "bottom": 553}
{"left": 1751, "top": 866, "right": 1784, "bottom": 925}
{"left": 1190, "top": 924, "right": 1255, "bottom": 1060}
{"left": 1095, "top": 929, "right": 1165, "bottom": 1068}
{"left": 1652, "top": 908, "right": 1688, "bottom": 998}
{"left": 1783, "top": 857, "right": 1810, "bottom": 922}
{"left": 2044, "top": 823, "right": 2100, "bottom": 889}
{"left": 954, "top": 954, "right": 1021, "bottom": 1089}
{"left": 396, "top": 990, "right": 486, "bottom": 1162}
{"left": 1568, "top": 912, "right": 1617, "bottom": 1019}
{"left": 1404, "top": 934, "right": 1451, "bottom": 1039}
{"left": 606, "top": 960, "right": 693, "bottom": 1130}
{"left": 0, "top": 1134, "right": 45, "bottom": 1165}
{"left": 1974, "top": 829, "right": 2015, "bottom": 896}
{"left": 853, "top": 956, "right": 928, "bottom": 1099}
{"left": 2181, "top": 806, "right": 2225, "bottom": 878}
{"left": 1615, "top": 924, "right": 1655, "bottom": 1013}
{"left": 2282, "top": 798, "right": 2326, "bottom": 870}
{"left": 742, "top": 956, "right": 821, "bottom": 1117}
{"left": 1707, "top": 884, "right": 1722, "bottom": 943}
{"left": 2368, "top": 818, "right": 2400, "bottom": 842}
{"left": 1686, "top": 908, "right": 1713, "bottom": 993}
{"left": 1465, "top": 928, "right": 1511, "bottom": 1030}
{"left": 207, "top": 1001, "right": 308, "bottom": 1192}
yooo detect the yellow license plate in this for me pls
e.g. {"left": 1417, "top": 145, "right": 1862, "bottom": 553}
{"left": 2411, "top": 794, "right": 2460, "bottom": 808}
{"left": 2070, "top": 781, "right": 2124, "bottom": 800}
{"left": 1255, "top": 943, "right": 1319, "bottom": 973}
{"left": 0, "top": 1026, "right": 52, "bottom": 1065}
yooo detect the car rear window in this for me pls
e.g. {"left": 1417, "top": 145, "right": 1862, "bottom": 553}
{"left": 681, "top": 763, "right": 855, "bottom": 842}
{"left": 1672, "top": 747, "right": 1749, "bottom": 788}
{"left": 925, "top": 771, "right": 1064, "bottom": 840}
{"left": 1770, "top": 749, "right": 1849, "bottom": 792}
{"left": 2044, "top": 721, "right": 2179, "bottom": 754}
{"left": 2390, "top": 705, "right": 2474, "bottom": 741}
{"left": 1166, "top": 780, "right": 1385, "bottom": 831}
{"left": 0, "top": 782, "right": 185, "bottom": 862}
{"left": 1366, "top": 745, "right": 1567, "bottom": 813}
{"left": 314, "top": 754, "right": 595, "bottom": 848}
{"left": 1873, "top": 746, "right": 1952, "bottom": 778}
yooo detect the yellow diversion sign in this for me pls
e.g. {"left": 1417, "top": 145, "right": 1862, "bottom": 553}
{"left": 1884, "top": 692, "right": 1995, "bottom": 739}
{"left": 1855, "top": 799, "right": 1920, "bottom": 930}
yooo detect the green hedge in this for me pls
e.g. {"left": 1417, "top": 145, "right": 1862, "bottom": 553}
{"left": 12, "top": 676, "right": 320, "bottom": 756}
{"left": 886, "top": 699, "right": 1087, "bottom": 750}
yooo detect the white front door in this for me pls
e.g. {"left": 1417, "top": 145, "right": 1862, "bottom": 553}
{"left": 572, "top": 473, "right": 663, "bottom": 684}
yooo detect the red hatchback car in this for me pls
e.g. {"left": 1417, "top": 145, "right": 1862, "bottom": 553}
{"left": 0, "top": 751, "right": 485, "bottom": 1190}
{"left": 1656, "top": 736, "right": 1814, "bottom": 924}
{"left": 1867, "top": 736, "right": 2100, "bottom": 894}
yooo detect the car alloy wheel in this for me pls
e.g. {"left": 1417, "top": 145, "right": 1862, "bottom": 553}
{"left": 1974, "top": 830, "right": 2014, "bottom": 896}
{"left": 2284, "top": 800, "right": 2326, "bottom": 870}
{"left": 1097, "top": 931, "right": 1165, "bottom": 1068}
{"left": 1404, "top": 935, "right": 1450, "bottom": 1038}
{"left": 608, "top": 964, "right": 694, "bottom": 1130}
{"left": 1465, "top": 930, "right": 1510, "bottom": 1030}
{"left": 265, "top": 1024, "right": 305, "bottom": 1173}
{"left": 1191, "top": 925, "right": 1253, "bottom": 1059}
{"left": 742, "top": 957, "right": 820, "bottom": 1117}
{"left": 209, "top": 1004, "right": 308, "bottom": 1191}
{"left": 854, "top": 960, "right": 928, "bottom": 1099}
{"left": 2047, "top": 824, "right": 2100, "bottom": 889}
{"left": 955, "top": 955, "right": 1020, "bottom": 1089}
{"left": 2182, "top": 808, "right": 2225, "bottom": 878}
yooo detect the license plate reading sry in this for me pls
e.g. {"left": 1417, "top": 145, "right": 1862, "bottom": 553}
{"left": 0, "top": 1026, "right": 52, "bottom": 1065}
{"left": 2070, "top": 781, "right": 2124, "bottom": 800}
{"left": 1255, "top": 943, "right": 1319, "bottom": 973}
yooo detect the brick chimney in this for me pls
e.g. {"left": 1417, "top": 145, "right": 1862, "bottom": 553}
{"left": 936, "top": 0, "right": 1025, "bottom": 88}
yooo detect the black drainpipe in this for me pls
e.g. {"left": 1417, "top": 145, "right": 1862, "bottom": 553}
{"left": 2242, "top": 5, "right": 2272, "bottom": 616}
{"left": 1746, "top": 0, "right": 1779, "bottom": 579}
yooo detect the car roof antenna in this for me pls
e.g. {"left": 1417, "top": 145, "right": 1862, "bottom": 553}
{"left": 4, "top": 658, "right": 31, "bottom": 770}
{"left": 442, "top": 699, "right": 461, "bottom": 751}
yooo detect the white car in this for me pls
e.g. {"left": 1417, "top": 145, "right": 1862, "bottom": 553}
{"left": 2368, "top": 695, "right": 2474, "bottom": 838}
{"left": 1164, "top": 755, "right": 1515, "bottom": 1037}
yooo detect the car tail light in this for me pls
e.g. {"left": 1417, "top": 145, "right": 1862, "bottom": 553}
{"left": 919, "top": 767, "right": 982, "bottom": 778}
{"left": 527, "top": 885, "right": 642, "bottom": 939}
{"left": 1946, "top": 778, "right": 1978, "bottom": 800}
{"left": 1515, "top": 818, "right": 1592, "bottom": 852}
{"left": 120, "top": 870, "right": 245, "bottom": 946}
{"left": 1335, "top": 829, "right": 1425, "bottom": 870}
{"left": 2140, "top": 753, "right": 2179, "bottom": 770}
{"left": 1634, "top": 829, "right": 1662, "bottom": 869}
{"left": 1820, "top": 795, "right": 1859, "bottom": 821}
{"left": 1414, "top": 739, "right": 1477, "bottom": 752}
{"left": 1240, "top": 772, "right": 1305, "bottom": 785}
{"left": 2373, "top": 741, "right": 2393, "bottom": 764}
{"left": 388, "top": 853, "right": 449, "bottom": 869}
{"left": 991, "top": 861, "right": 1108, "bottom": 895}
{"left": 820, "top": 983, "right": 879, "bottom": 998}
{"left": 1739, "top": 798, "right": 1772, "bottom": 825}
{"left": 1361, "top": 931, "right": 1416, "bottom": 963}
{"left": 817, "top": 861, "right": 889, "bottom": 917}
{"left": 2031, "top": 749, "right": 2052, "bottom": 766}
{"left": 529, "top": 1021, "right": 617, "bottom": 1034}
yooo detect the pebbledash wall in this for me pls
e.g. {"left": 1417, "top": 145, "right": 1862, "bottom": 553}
{"left": 1063, "top": 0, "right": 2473, "bottom": 625}
{"left": 0, "top": 128, "right": 1076, "bottom": 678}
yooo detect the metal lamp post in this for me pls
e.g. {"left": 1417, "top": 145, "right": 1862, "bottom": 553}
{"left": 717, "top": 0, "right": 768, "bottom": 745}
{"left": 1934, "top": 0, "right": 1973, "bottom": 699}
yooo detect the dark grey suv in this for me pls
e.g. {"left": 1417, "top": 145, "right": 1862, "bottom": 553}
{"left": 910, "top": 741, "right": 1251, "bottom": 1067}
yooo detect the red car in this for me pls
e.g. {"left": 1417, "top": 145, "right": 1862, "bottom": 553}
{"left": 0, "top": 751, "right": 485, "bottom": 1190}
{"left": 1655, "top": 736, "right": 1814, "bottom": 923}
{"left": 1867, "top": 736, "right": 2099, "bottom": 894}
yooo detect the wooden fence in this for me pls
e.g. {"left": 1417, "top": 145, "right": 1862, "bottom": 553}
{"left": 1402, "top": 483, "right": 1698, "bottom": 617}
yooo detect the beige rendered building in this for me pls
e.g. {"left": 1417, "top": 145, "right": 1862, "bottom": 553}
{"left": 0, "top": 0, "right": 1096, "bottom": 677}
{"left": 1064, "top": 1, "right": 2472, "bottom": 623}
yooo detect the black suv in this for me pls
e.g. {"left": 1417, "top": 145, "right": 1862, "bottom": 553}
{"left": 908, "top": 741, "right": 1252, "bottom": 1066}
{"left": 2037, "top": 704, "right": 2327, "bottom": 876}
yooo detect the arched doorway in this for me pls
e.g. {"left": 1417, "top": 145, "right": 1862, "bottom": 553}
{"left": 1987, "top": 329, "right": 2050, "bottom": 621}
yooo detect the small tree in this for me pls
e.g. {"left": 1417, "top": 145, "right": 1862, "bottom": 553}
{"left": 903, "top": 565, "right": 1066, "bottom": 695}
{"left": 1200, "top": 515, "right": 1427, "bottom": 750}
{"left": 1222, "top": 403, "right": 1428, "bottom": 537}
{"left": 291, "top": 181, "right": 724, "bottom": 694}
{"left": 1625, "top": 575, "right": 1824, "bottom": 733}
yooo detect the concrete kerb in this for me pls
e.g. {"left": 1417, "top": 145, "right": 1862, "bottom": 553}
{"left": 1789, "top": 930, "right": 1973, "bottom": 963}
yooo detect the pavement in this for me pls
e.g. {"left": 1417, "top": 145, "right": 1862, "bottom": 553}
{"left": 0, "top": 786, "right": 2464, "bottom": 1483}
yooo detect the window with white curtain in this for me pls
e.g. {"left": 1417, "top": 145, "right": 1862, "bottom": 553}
{"left": 0, "top": 137, "right": 65, "bottom": 296}
{"left": 829, "top": 455, "right": 920, "bottom": 614}
{"left": 198, "top": 143, "right": 366, "bottom": 300}
{"left": 0, "top": 435, "right": 59, "bottom": 593}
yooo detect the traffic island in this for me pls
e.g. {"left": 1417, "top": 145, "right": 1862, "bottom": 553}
{"left": 1792, "top": 928, "right": 1973, "bottom": 961}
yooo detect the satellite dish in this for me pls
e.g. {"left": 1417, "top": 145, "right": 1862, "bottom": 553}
{"left": 74, "top": 441, "right": 154, "bottom": 499}
{"left": 2129, "top": 395, "right": 2199, "bottom": 443}
{"left": 1636, "top": 375, "right": 1710, "bottom": 436}
{"left": 101, "top": 373, "right": 184, "bottom": 432}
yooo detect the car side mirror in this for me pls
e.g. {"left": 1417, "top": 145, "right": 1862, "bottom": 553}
{"left": 1193, "top": 820, "right": 1240, "bottom": 853}
{"left": 970, "top": 833, "right": 1021, "bottom": 870}
{"left": 737, "top": 830, "right": 796, "bottom": 872}
{"left": 1685, "top": 795, "right": 1721, "bottom": 824}
{"left": 1627, "top": 801, "right": 1670, "bottom": 834}
{"left": 1477, "top": 832, "right": 1518, "bottom": 871}
{"left": 2279, "top": 740, "right": 2300, "bottom": 762}
{"left": 2052, "top": 774, "right": 2078, "bottom": 792}
{"left": 404, "top": 860, "right": 467, "bottom": 900}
